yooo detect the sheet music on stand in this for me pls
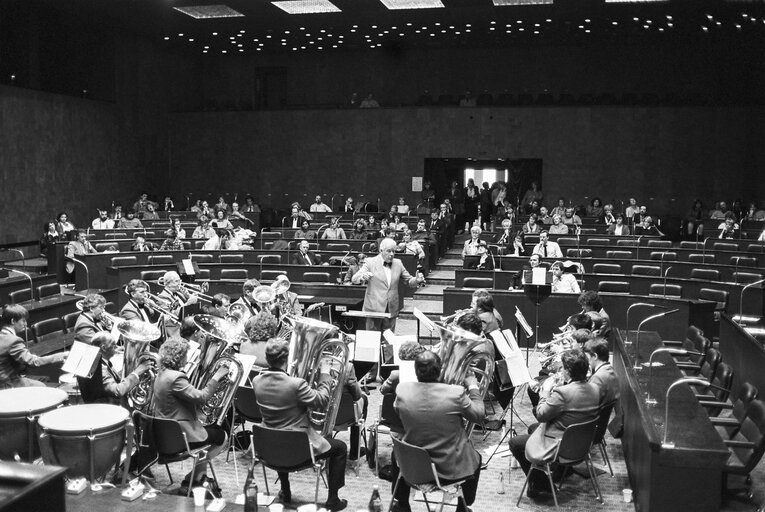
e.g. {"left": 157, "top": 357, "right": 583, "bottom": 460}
{"left": 353, "top": 330, "right": 381, "bottom": 364}
{"left": 490, "top": 330, "right": 535, "bottom": 387}
{"left": 514, "top": 306, "right": 534, "bottom": 338}
{"left": 398, "top": 361, "right": 417, "bottom": 383}
{"left": 412, "top": 308, "right": 435, "bottom": 332}
{"left": 382, "top": 330, "right": 417, "bottom": 365}
{"left": 62, "top": 341, "right": 101, "bottom": 378}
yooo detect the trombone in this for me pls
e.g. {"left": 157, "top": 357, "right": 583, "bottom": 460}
{"left": 180, "top": 282, "right": 216, "bottom": 304}
{"left": 146, "top": 292, "right": 181, "bottom": 320}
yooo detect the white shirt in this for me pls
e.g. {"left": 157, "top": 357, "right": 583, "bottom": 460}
{"left": 310, "top": 203, "right": 332, "bottom": 213}
{"left": 533, "top": 241, "right": 563, "bottom": 259}
{"left": 91, "top": 218, "right": 115, "bottom": 229}
{"left": 382, "top": 262, "right": 392, "bottom": 287}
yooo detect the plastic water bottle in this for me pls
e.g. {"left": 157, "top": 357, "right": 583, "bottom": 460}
{"left": 244, "top": 461, "right": 258, "bottom": 512}
{"left": 368, "top": 485, "right": 383, "bottom": 512}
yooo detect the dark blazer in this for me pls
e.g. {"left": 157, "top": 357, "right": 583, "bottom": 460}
{"left": 588, "top": 362, "right": 620, "bottom": 407}
{"left": 74, "top": 312, "right": 106, "bottom": 344}
{"left": 395, "top": 381, "right": 484, "bottom": 480}
{"left": 351, "top": 254, "right": 418, "bottom": 318}
{"left": 253, "top": 369, "right": 333, "bottom": 453}
{"left": 291, "top": 250, "right": 321, "bottom": 266}
{"left": 427, "top": 218, "right": 444, "bottom": 235}
{"left": 0, "top": 331, "right": 66, "bottom": 389}
{"left": 525, "top": 380, "right": 600, "bottom": 463}
{"left": 152, "top": 368, "right": 220, "bottom": 443}
{"left": 77, "top": 356, "right": 139, "bottom": 406}
{"left": 120, "top": 299, "right": 160, "bottom": 323}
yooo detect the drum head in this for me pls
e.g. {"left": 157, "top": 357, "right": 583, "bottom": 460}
{"left": 0, "top": 388, "right": 69, "bottom": 418}
{"left": 38, "top": 404, "right": 129, "bottom": 433}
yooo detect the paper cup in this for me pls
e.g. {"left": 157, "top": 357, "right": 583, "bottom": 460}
{"left": 192, "top": 487, "right": 206, "bottom": 507}
{"left": 623, "top": 489, "right": 633, "bottom": 503}
{"left": 270, "top": 505, "right": 285, "bottom": 512}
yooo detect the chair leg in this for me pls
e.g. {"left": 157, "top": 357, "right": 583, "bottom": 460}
{"left": 585, "top": 456, "right": 604, "bottom": 504}
{"left": 188, "top": 456, "right": 199, "bottom": 497}
{"left": 599, "top": 441, "right": 613, "bottom": 477}
{"left": 388, "top": 476, "right": 401, "bottom": 512}
{"left": 207, "top": 460, "right": 220, "bottom": 495}
{"left": 314, "top": 464, "right": 321, "bottom": 505}
{"left": 545, "top": 466, "right": 559, "bottom": 510}
{"left": 516, "top": 470, "right": 532, "bottom": 506}
{"left": 260, "top": 461, "right": 269, "bottom": 495}
{"left": 165, "top": 464, "right": 173, "bottom": 484}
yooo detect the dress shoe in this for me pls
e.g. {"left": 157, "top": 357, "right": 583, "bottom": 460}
{"left": 278, "top": 489, "right": 292, "bottom": 504}
{"left": 324, "top": 498, "right": 348, "bottom": 511}
{"left": 390, "top": 502, "right": 412, "bottom": 512}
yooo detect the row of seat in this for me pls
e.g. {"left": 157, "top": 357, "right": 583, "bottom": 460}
{"left": 6, "top": 283, "right": 61, "bottom": 304}
{"left": 18, "top": 302, "right": 116, "bottom": 344}
{"left": 552, "top": 248, "right": 760, "bottom": 268}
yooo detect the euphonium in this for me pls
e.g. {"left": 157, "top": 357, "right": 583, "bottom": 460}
{"left": 287, "top": 316, "right": 350, "bottom": 437}
{"left": 434, "top": 322, "right": 495, "bottom": 432}
{"left": 128, "top": 352, "right": 160, "bottom": 413}
{"left": 191, "top": 315, "right": 245, "bottom": 426}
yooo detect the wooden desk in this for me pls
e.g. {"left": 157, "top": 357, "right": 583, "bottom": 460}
{"left": 614, "top": 329, "right": 729, "bottom": 512}
{"left": 0, "top": 274, "right": 58, "bottom": 305}
{"left": 719, "top": 314, "right": 765, "bottom": 399}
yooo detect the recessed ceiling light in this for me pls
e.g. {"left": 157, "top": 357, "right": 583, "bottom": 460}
{"left": 273, "top": 0, "right": 340, "bottom": 13}
{"left": 174, "top": 5, "right": 244, "bottom": 18}
{"left": 378, "top": 0, "right": 445, "bottom": 9}
{"left": 164, "top": 36, "right": 170, "bottom": 40}
{"left": 492, "top": 0, "right": 551, "bottom": 4}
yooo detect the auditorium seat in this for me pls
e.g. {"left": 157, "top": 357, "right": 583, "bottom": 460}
{"left": 690, "top": 268, "right": 720, "bottom": 281}
{"left": 257, "top": 255, "right": 281, "bottom": 264}
{"left": 105, "top": 232, "right": 127, "bottom": 239}
{"left": 141, "top": 270, "right": 165, "bottom": 282}
{"left": 191, "top": 254, "right": 213, "bottom": 263}
{"left": 714, "top": 242, "right": 737, "bottom": 251}
{"left": 647, "top": 240, "right": 672, "bottom": 248}
{"left": 221, "top": 269, "right": 248, "bottom": 280}
{"left": 566, "top": 248, "right": 592, "bottom": 258}
{"left": 731, "top": 256, "right": 757, "bottom": 267}
{"left": 220, "top": 254, "right": 244, "bottom": 264}
{"left": 196, "top": 269, "right": 210, "bottom": 279}
{"left": 680, "top": 241, "right": 704, "bottom": 250}
{"left": 699, "top": 288, "right": 730, "bottom": 312}
{"left": 462, "top": 277, "right": 494, "bottom": 289}
{"left": 586, "top": 238, "right": 610, "bottom": 246}
{"left": 695, "top": 362, "right": 734, "bottom": 416}
{"left": 606, "top": 250, "right": 632, "bottom": 259}
{"left": 746, "top": 244, "right": 765, "bottom": 253}
{"left": 32, "top": 318, "right": 66, "bottom": 343}
{"left": 649, "top": 251, "right": 677, "bottom": 261}
{"left": 36, "top": 283, "right": 60, "bottom": 299}
{"left": 632, "top": 264, "right": 661, "bottom": 277}
{"left": 556, "top": 237, "right": 577, "bottom": 246}
{"left": 8, "top": 288, "right": 32, "bottom": 304}
{"left": 261, "top": 232, "right": 283, "bottom": 240}
{"left": 597, "top": 281, "right": 630, "bottom": 294}
{"left": 194, "top": 241, "right": 205, "bottom": 249}
{"left": 261, "top": 270, "right": 287, "bottom": 282}
{"left": 148, "top": 255, "right": 173, "bottom": 265}
{"left": 262, "top": 242, "right": 274, "bottom": 249}
{"left": 593, "top": 263, "right": 621, "bottom": 274}
{"left": 578, "top": 228, "right": 596, "bottom": 234}
{"left": 689, "top": 253, "right": 715, "bottom": 264}
{"left": 649, "top": 284, "right": 683, "bottom": 298}
{"left": 95, "top": 243, "right": 115, "bottom": 252}
{"left": 111, "top": 256, "right": 137, "bottom": 267}
{"left": 142, "top": 231, "right": 156, "bottom": 237}
{"left": 327, "top": 243, "right": 350, "bottom": 252}
{"left": 63, "top": 312, "right": 79, "bottom": 331}
{"left": 616, "top": 239, "right": 639, "bottom": 247}
{"left": 303, "top": 272, "right": 330, "bottom": 283}
{"left": 734, "top": 272, "right": 764, "bottom": 284}
{"left": 362, "top": 242, "right": 377, "bottom": 253}
{"left": 182, "top": 242, "right": 191, "bottom": 250}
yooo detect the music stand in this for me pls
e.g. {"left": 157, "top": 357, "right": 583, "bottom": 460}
{"left": 341, "top": 310, "right": 395, "bottom": 389}
{"left": 522, "top": 274, "right": 552, "bottom": 366}
{"left": 176, "top": 260, "right": 201, "bottom": 284}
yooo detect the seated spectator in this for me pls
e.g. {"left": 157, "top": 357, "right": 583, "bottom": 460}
{"left": 365, "top": 214, "right": 379, "bottom": 231}
{"left": 338, "top": 197, "right": 355, "bottom": 214}
{"left": 522, "top": 214, "right": 541, "bottom": 234}
{"left": 142, "top": 203, "right": 159, "bottom": 221}
{"left": 192, "top": 216, "right": 215, "bottom": 239}
{"left": 744, "top": 201, "right": 765, "bottom": 221}
{"left": 709, "top": 201, "right": 730, "bottom": 221}
{"left": 602, "top": 204, "right": 616, "bottom": 226}
{"left": 170, "top": 217, "right": 187, "bottom": 239}
{"left": 586, "top": 197, "right": 604, "bottom": 218}
{"left": 551, "top": 261, "right": 581, "bottom": 294}
{"left": 624, "top": 197, "right": 639, "bottom": 219}
{"left": 606, "top": 215, "right": 631, "bottom": 236}
{"left": 494, "top": 219, "right": 514, "bottom": 246}
{"left": 348, "top": 221, "right": 369, "bottom": 240}
{"left": 343, "top": 254, "right": 366, "bottom": 285}
{"left": 131, "top": 234, "right": 157, "bottom": 252}
{"left": 197, "top": 200, "right": 213, "bottom": 220}
{"left": 718, "top": 215, "right": 740, "bottom": 239}
{"left": 507, "top": 231, "right": 526, "bottom": 257}
{"left": 495, "top": 201, "right": 516, "bottom": 230}
{"left": 398, "top": 230, "right": 425, "bottom": 264}
{"left": 112, "top": 204, "right": 124, "bottom": 222}
{"left": 551, "top": 197, "right": 566, "bottom": 218}
{"left": 459, "top": 90, "right": 476, "bottom": 107}
{"left": 40, "top": 221, "right": 60, "bottom": 257}
{"left": 396, "top": 197, "right": 410, "bottom": 215}
{"left": 321, "top": 217, "right": 347, "bottom": 240}
{"left": 132, "top": 192, "right": 157, "bottom": 214}
{"left": 562, "top": 207, "right": 582, "bottom": 227}
{"left": 391, "top": 214, "right": 408, "bottom": 232}
{"left": 91, "top": 210, "right": 115, "bottom": 229}
{"left": 294, "top": 220, "right": 317, "bottom": 240}
{"left": 525, "top": 200, "right": 541, "bottom": 216}
{"left": 686, "top": 199, "right": 706, "bottom": 237}
{"left": 65, "top": 230, "right": 97, "bottom": 274}
{"left": 462, "top": 226, "right": 487, "bottom": 259}
{"left": 634, "top": 215, "right": 664, "bottom": 237}
{"left": 538, "top": 206, "right": 552, "bottom": 225}
{"left": 242, "top": 195, "right": 261, "bottom": 213}
{"left": 117, "top": 210, "right": 143, "bottom": 229}
{"left": 359, "top": 92, "right": 380, "bottom": 108}
{"left": 214, "top": 196, "right": 229, "bottom": 213}
{"left": 160, "top": 229, "right": 185, "bottom": 251}
{"left": 287, "top": 203, "right": 312, "bottom": 228}
{"left": 229, "top": 202, "right": 251, "bottom": 224}
{"left": 532, "top": 230, "right": 562, "bottom": 259}
{"left": 163, "top": 196, "right": 175, "bottom": 212}
{"left": 190, "top": 199, "right": 202, "bottom": 213}
{"left": 548, "top": 214, "right": 569, "bottom": 235}
{"left": 212, "top": 210, "right": 234, "bottom": 231}
{"left": 56, "top": 212, "right": 76, "bottom": 237}
{"left": 310, "top": 195, "right": 333, "bottom": 213}
{"left": 202, "top": 228, "right": 234, "bottom": 251}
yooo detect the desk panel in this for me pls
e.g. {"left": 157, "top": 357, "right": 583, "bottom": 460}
{"left": 718, "top": 314, "right": 765, "bottom": 399}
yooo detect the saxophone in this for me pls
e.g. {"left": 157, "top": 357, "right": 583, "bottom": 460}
{"left": 434, "top": 322, "right": 495, "bottom": 433}
{"left": 287, "top": 316, "right": 350, "bottom": 437}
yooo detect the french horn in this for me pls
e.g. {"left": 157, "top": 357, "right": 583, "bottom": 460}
{"left": 287, "top": 316, "right": 350, "bottom": 437}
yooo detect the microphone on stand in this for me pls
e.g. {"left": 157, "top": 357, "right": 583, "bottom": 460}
{"left": 662, "top": 377, "right": 711, "bottom": 448}
{"left": 624, "top": 302, "right": 667, "bottom": 344}
{"left": 634, "top": 308, "right": 680, "bottom": 370}
{"left": 733, "top": 257, "right": 740, "bottom": 284}
{"left": 644, "top": 348, "right": 702, "bottom": 404}
{"left": 635, "top": 235, "right": 643, "bottom": 260}
{"left": 662, "top": 266, "right": 673, "bottom": 298}
{"left": 1, "top": 268, "right": 36, "bottom": 301}
{"left": 489, "top": 249, "right": 497, "bottom": 290}
{"left": 337, "top": 250, "right": 351, "bottom": 284}
{"left": 737, "top": 277, "right": 765, "bottom": 325}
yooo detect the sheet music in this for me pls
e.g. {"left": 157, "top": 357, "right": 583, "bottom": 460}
{"left": 398, "top": 361, "right": 417, "bottom": 383}
{"left": 354, "top": 330, "right": 381, "bottom": 363}
{"left": 514, "top": 306, "right": 534, "bottom": 338}
{"left": 62, "top": 341, "right": 101, "bottom": 378}
{"left": 505, "top": 351, "right": 534, "bottom": 386}
{"left": 490, "top": 329, "right": 520, "bottom": 360}
{"left": 182, "top": 259, "right": 195, "bottom": 276}
{"left": 532, "top": 267, "right": 547, "bottom": 285}
{"left": 412, "top": 307, "right": 435, "bottom": 331}
{"left": 383, "top": 330, "right": 417, "bottom": 365}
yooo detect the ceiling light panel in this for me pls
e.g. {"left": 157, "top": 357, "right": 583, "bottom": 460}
{"left": 493, "top": 0, "right": 552, "bottom": 5}
{"left": 272, "top": 0, "right": 341, "bottom": 14}
{"left": 378, "top": 0, "right": 445, "bottom": 10}
{"left": 173, "top": 5, "right": 245, "bottom": 18}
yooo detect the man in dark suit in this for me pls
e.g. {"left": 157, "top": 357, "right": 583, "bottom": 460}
{"left": 77, "top": 332, "right": 149, "bottom": 406}
{"left": 509, "top": 349, "right": 600, "bottom": 499}
{"left": 391, "top": 350, "right": 484, "bottom": 512}
{"left": 252, "top": 338, "right": 348, "bottom": 511}
{"left": 74, "top": 293, "right": 111, "bottom": 344}
{"left": 231, "top": 278, "right": 262, "bottom": 317}
{"left": 152, "top": 338, "right": 228, "bottom": 494}
{"left": 120, "top": 279, "right": 160, "bottom": 324}
{"left": 291, "top": 240, "right": 322, "bottom": 265}
{"left": 351, "top": 238, "right": 424, "bottom": 331}
{"left": 584, "top": 338, "right": 619, "bottom": 407}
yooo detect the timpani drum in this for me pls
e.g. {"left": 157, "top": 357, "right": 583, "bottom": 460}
{"left": 58, "top": 373, "right": 82, "bottom": 405}
{"left": 37, "top": 404, "right": 130, "bottom": 482}
{"left": 0, "top": 387, "right": 68, "bottom": 462}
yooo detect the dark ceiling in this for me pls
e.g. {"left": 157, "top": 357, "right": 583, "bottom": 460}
{"left": 11, "top": 0, "right": 765, "bottom": 55}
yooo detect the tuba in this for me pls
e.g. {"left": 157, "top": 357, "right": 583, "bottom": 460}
{"left": 434, "top": 323, "right": 495, "bottom": 432}
{"left": 118, "top": 320, "right": 162, "bottom": 413}
{"left": 191, "top": 315, "right": 245, "bottom": 426}
{"left": 287, "top": 316, "right": 350, "bottom": 437}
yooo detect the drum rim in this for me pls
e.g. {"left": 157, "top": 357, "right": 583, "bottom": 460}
{"left": 37, "top": 404, "right": 129, "bottom": 432}
{"left": 0, "top": 388, "right": 69, "bottom": 417}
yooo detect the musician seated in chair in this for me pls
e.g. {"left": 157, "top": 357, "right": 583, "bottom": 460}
{"left": 241, "top": 311, "right": 279, "bottom": 366}
{"left": 272, "top": 274, "right": 303, "bottom": 318}
{"left": 77, "top": 332, "right": 149, "bottom": 406}
{"left": 120, "top": 280, "right": 161, "bottom": 324}
{"left": 391, "top": 350, "right": 484, "bottom": 512}
{"left": 75, "top": 293, "right": 112, "bottom": 344}
{"left": 253, "top": 338, "right": 349, "bottom": 511}
{"left": 152, "top": 338, "right": 229, "bottom": 496}
{"left": 0, "top": 305, "right": 68, "bottom": 389}
{"left": 231, "top": 279, "right": 262, "bottom": 317}
{"left": 509, "top": 349, "right": 600, "bottom": 501}
{"left": 159, "top": 271, "right": 199, "bottom": 324}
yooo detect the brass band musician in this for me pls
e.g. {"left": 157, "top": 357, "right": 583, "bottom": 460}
{"left": 77, "top": 332, "right": 149, "bottom": 406}
{"left": 120, "top": 280, "right": 160, "bottom": 324}
{"left": 74, "top": 293, "right": 113, "bottom": 344}
{"left": 158, "top": 271, "right": 199, "bottom": 336}
{"left": 272, "top": 274, "right": 303, "bottom": 318}
{"left": 231, "top": 279, "right": 263, "bottom": 317}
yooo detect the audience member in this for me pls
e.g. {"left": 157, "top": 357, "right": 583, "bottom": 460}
{"left": 310, "top": 195, "right": 333, "bottom": 213}
{"left": 91, "top": 209, "right": 115, "bottom": 229}
{"left": 117, "top": 210, "right": 143, "bottom": 229}
{"left": 40, "top": 221, "right": 60, "bottom": 257}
